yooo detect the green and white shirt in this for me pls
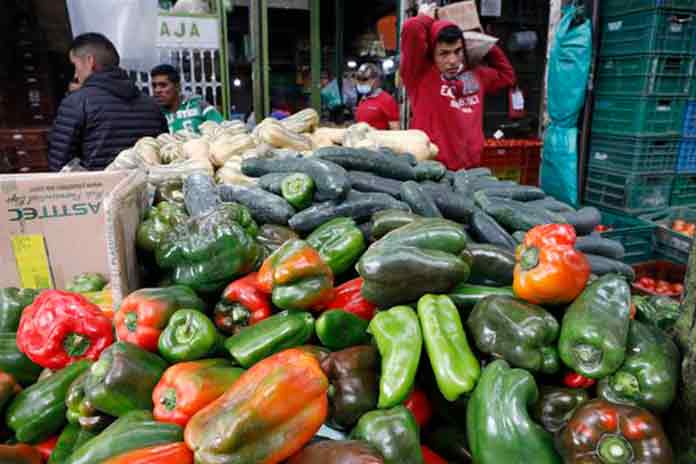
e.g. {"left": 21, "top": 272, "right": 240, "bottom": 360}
{"left": 164, "top": 95, "right": 224, "bottom": 134}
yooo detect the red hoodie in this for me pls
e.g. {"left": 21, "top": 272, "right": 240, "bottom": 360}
{"left": 400, "top": 16, "right": 516, "bottom": 170}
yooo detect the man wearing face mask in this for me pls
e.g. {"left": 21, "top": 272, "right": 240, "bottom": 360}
{"left": 401, "top": 3, "right": 516, "bottom": 170}
{"left": 354, "top": 63, "right": 400, "bottom": 130}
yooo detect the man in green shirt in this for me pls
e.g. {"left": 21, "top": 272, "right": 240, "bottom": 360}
{"left": 151, "top": 64, "right": 224, "bottom": 133}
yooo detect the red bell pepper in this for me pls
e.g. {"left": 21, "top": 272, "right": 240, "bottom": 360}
{"left": 0, "top": 444, "right": 43, "bottom": 464}
{"left": 404, "top": 389, "right": 433, "bottom": 428}
{"left": 325, "top": 278, "right": 376, "bottom": 321}
{"left": 34, "top": 435, "right": 58, "bottom": 460}
{"left": 216, "top": 273, "right": 272, "bottom": 335}
{"left": 114, "top": 286, "right": 205, "bottom": 352}
{"left": 152, "top": 359, "right": 244, "bottom": 427}
{"left": 564, "top": 371, "right": 596, "bottom": 389}
{"left": 421, "top": 445, "right": 448, "bottom": 464}
{"left": 17, "top": 290, "right": 114, "bottom": 369}
{"left": 102, "top": 442, "right": 193, "bottom": 464}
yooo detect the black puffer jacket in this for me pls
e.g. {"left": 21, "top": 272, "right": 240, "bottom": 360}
{"left": 49, "top": 68, "right": 168, "bottom": 171}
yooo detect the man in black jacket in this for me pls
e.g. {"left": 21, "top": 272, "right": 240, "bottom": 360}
{"left": 49, "top": 33, "right": 168, "bottom": 171}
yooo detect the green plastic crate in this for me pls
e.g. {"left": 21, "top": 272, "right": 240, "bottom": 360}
{"left": 588, "top": 134, "right": 678, "bottom": 174}
{"left": 598, "top": 210, "right": 656, "bottom": 263}
{"left": 584, "top": 167, "right": 674, "bottom": 214}
{"left": 601, "top": 0, "right": 696, "bottom": 16}
{"left": 592, "top": 96, "right": 686, "bottom": 137}
{"left": 600, "top": 10, "right": 696, "bottom": 57}
{"left": 671, "top": 174, "right": 696, "bottom": 206}
{"left": 596, "top": 55, "right": 694, "bottom": 97}
{"left": 640, "top": 207, "right": 696, "bottom": 263}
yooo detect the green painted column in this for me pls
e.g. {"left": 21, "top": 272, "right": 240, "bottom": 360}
{"left": 310, "top": 0, "right": 321, "bottom": 112}
{"left": 250, "top": 0, "right": 269, "bottom": 119}
{"left": 335, "top": 0, "right": 344, "bottom": 105}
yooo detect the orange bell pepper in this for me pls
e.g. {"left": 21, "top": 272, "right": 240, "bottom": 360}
{"left": 152, "top": 359, "right": 244, "bottom": 427}
{"left": 513, "top": 224, "right": 590, "bottom": 305}
{"left": 102, "top": 442, "right": 193, "bottom": 464}
{"left": 185, "top": 348, "right": 328, "bottom": 464}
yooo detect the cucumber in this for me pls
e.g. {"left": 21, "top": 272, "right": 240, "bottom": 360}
{"left": 315, "top": 146, "right": 416, "bottom": 181}
{"left": 419, "top": 183, "right": 475, "bottom": 223}
{"left": 448, "top": 283, "right": 514, "bottom": 311}
{"left": 218, "top": 185, "right": 296, "bottom": 225}
{"left": 241, "top": 155, "right": 351, "bottom": 201}
{"left": 348, "top": 171, "right": 402, "bottom": 198}
{"left": 400, "top": 181, "right": 442, "bottom": 218}
{"left": 183, "top": 174, "right": 220, "bottom": 216}
{"left": 586, "top": 254, "right": 636, "bottom": 281}
{"left": 288, "top": 191, "right": 410, "bottom": 234}
{"left": 371, "top": 209, "right": 421, "bottom": 240}
{"left": 458, "top": 167, "right": 492, "bottom": 177}
{"left": 526, "top": 198, "right": 576, "bottom": 212}
{"left": 560, "top": 207, "right": 602, "bottom": 236}
{"left": 576, "top": 235, "right": 625, "bottom": 261}
{"left": 258, "top": 173, "right": 291, "bottom": 195}
{"left": 379, "top": 147, "right": 418, "bottom": 166}
{"left": 482, "top": 198, "right": 567, "bottom": 232}
{"left": 476, "top": 185, "right": 546, "bottom": 201}
{"left": 463, "top": 244, "right": 515, "bottom": 286}
{"left": 470, "top": 209, "right": 517, "bottom": 251}
{"left": 414, "top": 160, "right": 447, "bottom": 181}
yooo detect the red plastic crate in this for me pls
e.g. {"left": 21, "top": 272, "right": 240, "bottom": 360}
{"left": 481, "top": 140, "right": 524, "bottom": 182}
{"left": 632, "top": 260, "right": 686, "bottom": 298}
{"left": 521, "top": 141, "right": 542, "bottom": 186}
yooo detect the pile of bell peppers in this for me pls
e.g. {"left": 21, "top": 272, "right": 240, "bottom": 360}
{"left": 0, "top": 199, "right": 684, "bottom": 464}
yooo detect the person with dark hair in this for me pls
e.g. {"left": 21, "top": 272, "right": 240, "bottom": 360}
{"left": 400, "top": 3, "right": 516, "bottom": 170}
{"left": 354, "top": 63, "right": 400, "bottom": 130}
{"left": 48, "top": 33, "right": 168, "bottom": 171}
{"left": 151, "top": 64, "right": 223, "bottom": 134}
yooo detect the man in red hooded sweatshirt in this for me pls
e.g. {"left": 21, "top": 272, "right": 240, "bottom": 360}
{"left": 401, "top": 4, "right": 516, "bottom": 170}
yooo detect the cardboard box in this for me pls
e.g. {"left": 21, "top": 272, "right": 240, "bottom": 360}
{"left": 0, "top": 170, "right": 147, "bottom": 307}
{"left": 438, "top": 1, "right": 482, "bottom": 32}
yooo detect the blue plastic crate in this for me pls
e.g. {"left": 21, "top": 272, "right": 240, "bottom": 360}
{"left": 683, "top": 101, "right": 696, "bottom": 138}
{"left": 677, "top": 139, "right": 696, "bottom": 173}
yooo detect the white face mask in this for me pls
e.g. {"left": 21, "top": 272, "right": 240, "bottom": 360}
{"left": 357, "top": 84, "right": 372, "bottom": 95}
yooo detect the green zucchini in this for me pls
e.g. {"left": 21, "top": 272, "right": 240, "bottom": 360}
{"left": 241, "top": 155, "right": 351, "bottom": 201}
{"left": 560, "top": 207, "right": 602, "bottom": 236}
{"left": 448, "top": 283, "right": 514, "bottom": 311}
{"left": 379, "top": 147, "right": 418, "bottom": 166}
{"left": 218, "top": 185, "right": 295, "bottom": 225}
{"left": 183, "top": 174, "right": 221, "bottom": 217}
{"left": 288, "top": 191, "right": 410, "bottom": 234}
{"left": 258, "top": 173, "right": 291, "bottom": 195}
{"left": 315, "top": 146, "right": 416, "bottom": 181}
{"left": 482, "top": 198, "right": 567, "bottom": 232}
{"left": 476, "top": 185, "right": 546, "bottom": 201}
{"left": 414, "top": 160, "right": 447, "bottom": 181}
{"left": 463, "top": 244, "right": 515, "bottom": 285}
{"left": 585, "top": 254, "right": 636, "bottom": 281}
{"left": 371, "top": 209, "right": 421, "bottom": 240}
{"left": 576, "top": 235, "right": 625, "bottom": 261}
{"left": 419, "top": 183, "right": 475, "bottom": 224}
{"left": 400, "top": 181, "right": 442, "bottom": 218}
{"left": 470, "top": 210, "right": 517, "bottom": 251}
{"left": 526, "top": 197, "right": 576, "bottom": 212}
{"left": 348, "top": 171, "right": 402, "bottom": 198}
{"left": 358, "top": 221, "right": 373, "bottom": 243}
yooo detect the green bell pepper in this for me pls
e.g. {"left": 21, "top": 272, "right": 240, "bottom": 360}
{"left": 65, "top": 273, "right": 108, "bottom": 293}
{"left": 158, "top": 309, "right": 223, "bottom": 363}
{"left": 633, "top": 295, "right": 681, "bottom": 333}
{"left": 63, "top": 410, "right": 182, "bottom": 464}
{"left": 315, "top": 310, "right": 370, "bottom": 350}
{"left": 321, "top": 345, "right": 379, "bottom": 431}
{"left": 558, "top": 274, "right": 631, "bottom": 379}
{"left": 6, "top": 360, "right": 91, "bottom": 444}
{"left": 136, "top": 201, "right": 188, "bottom": 254}
{"left": 155, "top": 203, "right": 262, "bottom": 294}
{"left": 281, "top": 173, "right": 315, "bottom": 210}
{"left": 597, "top": 320, "right": 679, "bottom": 413}
{"left": 467, "top": 296, "right": 561, "bottom": 374}
{"left": 532, "top": 386, "right": 590, "bottom": 435}
{"left": 467, "top": 360, "right": 561, "bottom": 464}
{"left": 307, "top": 217, "right": 366, "bottom": 276}
{"left": 350, "top": 406, "right": 423, "bottom": 464}
{"left": 256, "top": 224, "right": 299, "bottom": 255}
{"left": 448, "top": 283, "right": 514, "bottom": 313}
{"left": 48, "top": 424, "right": 97, "bottom": 464}
{"left": 224, "top": 311, "right": 315, "bottom": 368}
{"left": 0, "top": 288, "right": 39, "bottom": 332}
{"left": 424, "top": 425, "right": 472, "bottom": 463}
{"left": 417, "top": 294, "right": 479, "bottom": 401}
{"left": 65, "top": 371, "right": 113, "bottom": 432}
{"left": 83, "top": 342, "right": 168, "bottom": 417}
{"left": 0, "top": 332, "right": 43, "bottom": 386}
{"left": 154, "top": 179, "right": 184, "bottom": 205}
{"left": 368, "top": 306, "right": 422, "bottom": 409}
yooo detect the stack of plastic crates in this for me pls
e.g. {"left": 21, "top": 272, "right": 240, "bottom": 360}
{"left": 586, "top": 1, "right": 696, "bottom": 218}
